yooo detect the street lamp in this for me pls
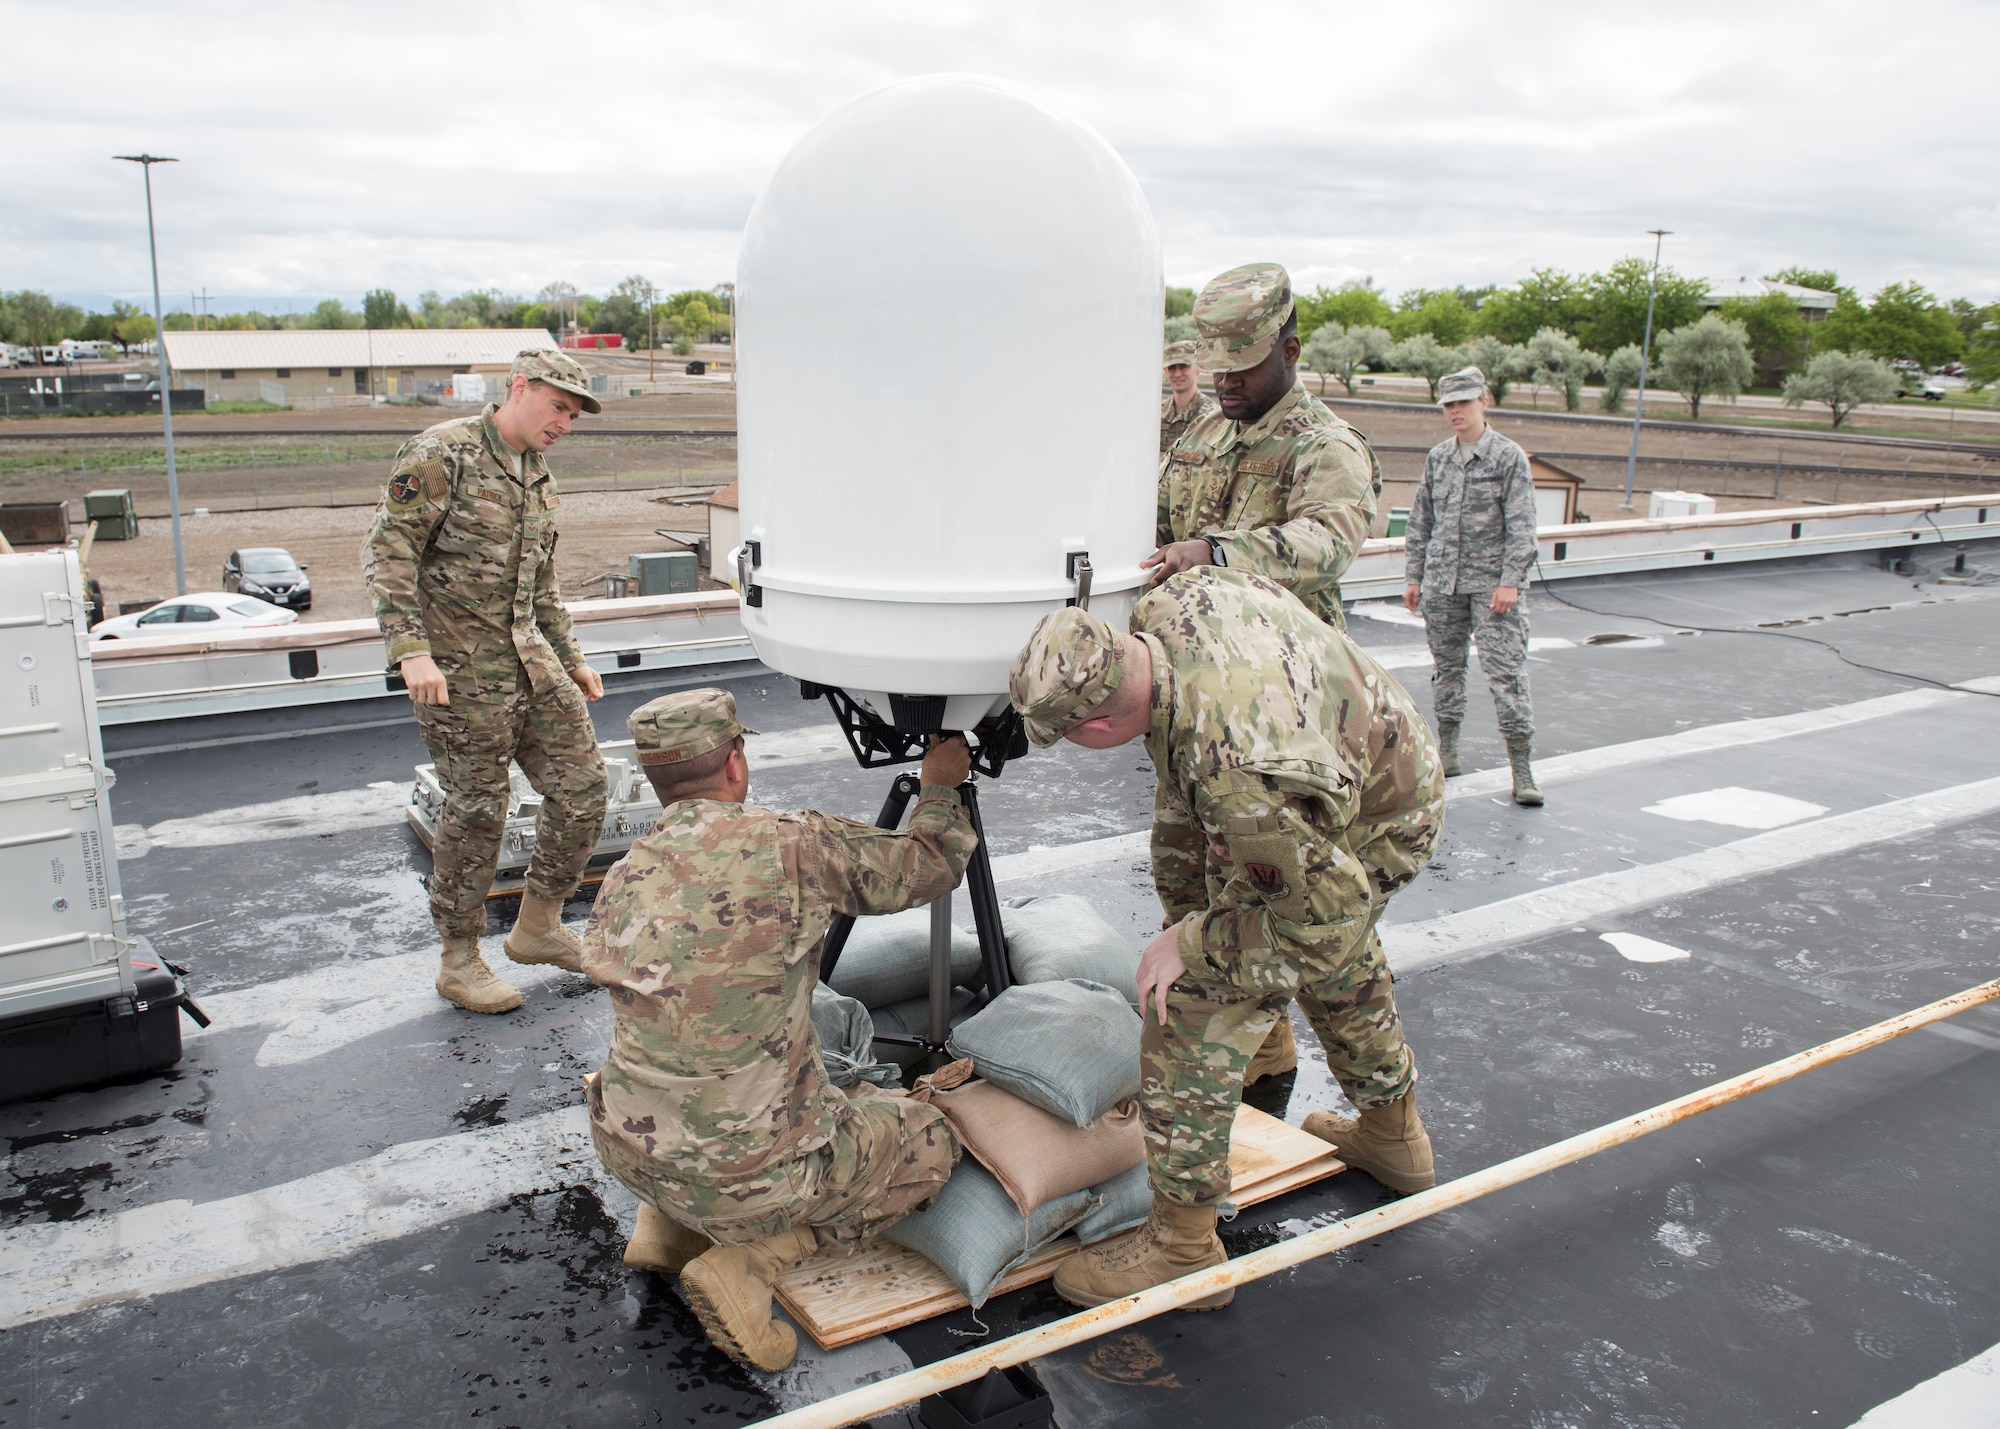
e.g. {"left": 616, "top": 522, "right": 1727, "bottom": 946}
{"left": 113, "top": 153, "right": 187, "bottom": 595}
{"left": 1620, "top": 228, "right": 1673, "bottom": 512}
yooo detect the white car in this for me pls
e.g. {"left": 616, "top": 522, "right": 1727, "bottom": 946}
{"left": 90, "top": 592, "right": 299, "bottom": 641}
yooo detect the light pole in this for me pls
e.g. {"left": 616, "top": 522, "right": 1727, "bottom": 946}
{"left": 1619, "top": 229, "right": 1672, "bottom": 512}
{"left": 114, "top": 153, "right": 187, "bottom": 595}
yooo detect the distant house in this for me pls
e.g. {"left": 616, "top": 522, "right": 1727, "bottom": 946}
{"left": 160, "top": 328, "right": 561, "bottom": 407}
{"left": 1702, "top": 277, "right": 1838, "bottom": 323}
{"left": 1526, "top": 455, "right": 1586, "bottom": 526}
{"left": 706, "top": 482, "right": 739, "bottom": 584}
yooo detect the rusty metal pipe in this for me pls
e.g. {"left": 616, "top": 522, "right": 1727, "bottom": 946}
{"left": 751, "top": 975, "right": 2000, "bottom": 1429}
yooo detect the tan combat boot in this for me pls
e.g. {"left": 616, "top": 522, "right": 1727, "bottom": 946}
{"left": 1302, "top": 1091, "right": 1435, "bottom": 1194}
{"left": 436, "top": 937, "right": 523, "bottom": 1014}
{"left": 504, "top": 892, "right": 585, "bottom": 971}
{"left": 1052, "top": 1198, "right": 1232, "bottom": 1310}
{"left": 679, "top": 1227, "right": 819, "bottom": 1372}
{"left": 1438, "top": 721, "right": 1462, "bottom": 778}
{"left": 1506, "top": 738, "right": 1544, "bottom": 806}
{"left": 624, "top": 1203, "right": 712, "bottom": 1275}
{"left": 1245, "top": 1012, "right": 1297, "bottom": 1084}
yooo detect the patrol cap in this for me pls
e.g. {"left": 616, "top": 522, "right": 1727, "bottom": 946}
{"left": 1437, "top": 366, "right": 1489, "bottom": 406}
{"left": 1193, "top": 262, "right": 1295, "bottom": 374}
{"left": 627, "top": 688, "right": 759, "bottom": 767}
{"left": 1162, "top": 338, "right": 1200, "bottom": 369}
{"left": 1008, "top": 606, "right": 1127, "bottom": 748}
{"left": 511, "top": 347, "right": 603, "bottom": 414}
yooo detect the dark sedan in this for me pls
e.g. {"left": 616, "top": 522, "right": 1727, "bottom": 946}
{"left": 222, "top": 547, "right": 311, "bottom": 610}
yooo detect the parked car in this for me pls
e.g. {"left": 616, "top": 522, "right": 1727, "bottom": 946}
{"left": 89, "top": 592, "right": 298, "bottom": 641}
{"left": 222, "top": 547, "right": 311, "bottom": 609}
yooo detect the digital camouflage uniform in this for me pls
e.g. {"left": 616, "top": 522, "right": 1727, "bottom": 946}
{"left": 1011, "top": 571, "right": 1445, "bottom": 1208}
{"left": 363, "top": 376, "right": 608, "bottom": 939}
{"left": 1406, "top": 419, "right": 1539, "bottom": 740}
{"left": 1162, "top": 264, "right": 1383, "bottom": 631}
{"left": 1160, "top": 339, "right": 1218, "bottom": 456}
{"left": 584, "top": 690, "right": 976, "bottom": 1247}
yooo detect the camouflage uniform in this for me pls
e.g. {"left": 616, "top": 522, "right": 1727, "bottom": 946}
{"left": 1010, "top": 571, "right": 1445, "bottom": 1208}
{"left": 1160, "top": 338, "right": 1218, "bottom": 455}
{"left": 585, "top": 690, "right": 976, "bottom": 1247}
{"left": 1406, "top": 415, "right": 1539, "bottom": 740}
{"left": 363, "top": 351, "right": 609, "bottom": 938}
{"left": 1160, "top": 263, "right": 1383, "bottom": 631}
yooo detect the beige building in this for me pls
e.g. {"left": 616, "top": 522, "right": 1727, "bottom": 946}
{"left": 160, "top": 329, "right": 561, "bottom": 408}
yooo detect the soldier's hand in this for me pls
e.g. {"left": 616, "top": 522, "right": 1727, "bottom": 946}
{"left": 1140, "top": 538, "right": 1214, "bottom": 584}
{"left": 400, "top": 654, "right": 449, "bottom": 705}
{"left": 1490, "top": 585, "right": 1519, "bottom": 615}
{"left": 921, "top": 733, "right": 971, "bottom": 790}
{"left": 1403, "top": 582, "right": 1422, "bottom": 613}
{"left": 569, "top": 663, "right": 604, "bottom": 701}
{"left": 1136, "top": 925, "right": 1188, "bottom": 1026}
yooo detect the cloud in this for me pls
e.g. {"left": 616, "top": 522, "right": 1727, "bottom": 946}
{"left": 5, "top": 0, "right": 1995, "bottom": 310}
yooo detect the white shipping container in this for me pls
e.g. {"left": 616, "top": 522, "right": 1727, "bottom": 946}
{"left": 1649, "top": 491, "right": 1718, "bottom": 520}
{"left": 449, "top": 372, "right": 487, "bottom": 403}
{"left": 0, "top": 550, "right": 132, "bottom": 1019}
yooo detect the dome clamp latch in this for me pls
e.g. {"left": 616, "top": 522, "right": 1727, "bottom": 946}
{"left": 1065, "top": 551, "right": 1093, "bottom": 610}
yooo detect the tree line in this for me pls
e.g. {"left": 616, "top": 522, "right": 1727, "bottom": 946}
{"left": 1167, "top": 263, "right": 2000, "bottom": 427}
{"left": 0, "top": 277, "right": 736, "bottom": 356}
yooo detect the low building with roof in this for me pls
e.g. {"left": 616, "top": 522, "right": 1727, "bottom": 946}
{"left": 159, "top": 328, "right": 560, "bottom": 407}
{"left": 1702, "top": 277, "right": 1839, "bottom": 322}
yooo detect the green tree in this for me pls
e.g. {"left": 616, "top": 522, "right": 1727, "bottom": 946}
{"left": 1473, "top": 269, "right": 1584, "bottom": 344}
{"left": 1598, "top": 344, "right": 1644, "bottom": 412}
{"left": 1716, "top": 291, "right": 1809, "bottom": 386}
{"left": 1163, "top": 314, "right": 1197, "bottom": 343}
{"left": 312, "top": 298, "right": 359, "bottom": 329}
{"left": 362, "top": 288, "right": 415, "bottom": 328}
{"left": 1524, "top": 326, "right": 1601, "bottom": 411}
{"left": 1767, "top": 266, "right": 1844, "bottom": 295}
{"left": 116, "top": 311, "right": 156, "bottom": 344}
{"left": 1575, "top": 258, "right": 1708, "bottom": 355}
{"left": 2, "top": 290, "right": 83, "bottom": 349}
{"left": 1391, "top": 333, "right": 1470, "bottom": 401}
{"left": 1782, "top": 350, "right": 1898, "bottom": 427}
{"left": 1296, "top": 282, "right": 1392, "bottom": 343}
{"left": 1165, "top": 286, "right": 1195, "bottom": 319}
{"left": 1654, "top": 314, "right": 1752, "bottom": 419}
{"left": 1815, "top": 281, "right": 1963, "bottom": 369}
{"left": 1300, "top": 322, "right": 1390, "bottom": 396}
{"left": 1964, "top": 305, "right": 2000, "bottom": 388}
{"left": 1464, "top": 333, "right": 1528, "bottom": 404}
{"left": 1388, "top": 291, "right": 1475, "bottom": 346}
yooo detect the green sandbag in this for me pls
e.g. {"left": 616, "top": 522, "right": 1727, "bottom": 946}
{"left": 825, "top": 907, "right": 985, "bottom": 1008}
{"left": 883, "top": 1160, "right": 1093, "bottom": 1307}
{"left": 947, "top": 979, "right": 1142, "bottom": 1127}
{"left": 808, "top": 984, "right": 897, "bottom": 1088}
{"left": 1073, "top": 1162, "right": 1150, "bottom": 1244}
{"left": 866, "top": 987, "right": 977, "bottom": 1074}
{"left": 999, "top": 894, "right": 1140, "bottom": 1008}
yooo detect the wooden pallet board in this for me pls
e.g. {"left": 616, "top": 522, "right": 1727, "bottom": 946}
{"left": 774, "top": 1103, "right": 1344, "bottom": 1350}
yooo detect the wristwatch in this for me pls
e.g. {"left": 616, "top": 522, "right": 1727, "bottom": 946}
{"left": 1201, "top": 534, "right": 1228, "bottom": 567}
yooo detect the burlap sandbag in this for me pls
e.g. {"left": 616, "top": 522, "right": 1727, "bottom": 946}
{"left": 930, "top": 1079, "right": 1144, "bottom": 1216}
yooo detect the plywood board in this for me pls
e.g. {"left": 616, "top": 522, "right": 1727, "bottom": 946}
{"left": 774, "top": 1104, "right": 1344, "bottom": 1350}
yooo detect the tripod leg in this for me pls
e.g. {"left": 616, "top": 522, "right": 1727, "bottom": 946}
{"left": 957, "top": 782, "right": 1012, "bottom": 999}
{"left": 927, "top": 891, "right": 953, "bottom": 1047}
{"left": 819, "top": 773, "right": 923, "bottom": 984}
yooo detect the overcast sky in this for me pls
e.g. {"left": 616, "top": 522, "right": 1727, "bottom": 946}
{"left": 9, "top": 0, "right": 1997, "bottom": 315}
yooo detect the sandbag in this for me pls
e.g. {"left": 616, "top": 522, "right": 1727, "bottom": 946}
{"left": 1073, "top": 1161, "right": 1150, "bottom": 1245}
{"left": 808, "top": 984, "right": 897, "bottom": 1088}
{"left": 999, "top": 895, "right": 1140, "bottom": 1008}
{"left": 946, "top": 979, "right": 1142, "bottom": 1127}
{"left": 868, "top": 986, "right": 977, "bottom": 1073}
{"left": 931, "top": 1079, "right": 1144, "bottom": 1215}
{"left": 883, "top": 1160, "right": 1093, "bottom": 1308}
{"left": 825, "top": 907, "right": 984, "bottom": 1008}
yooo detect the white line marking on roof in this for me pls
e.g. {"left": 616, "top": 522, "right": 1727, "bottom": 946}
{"left": 1384, "top": 776, "right": 2000, "bottom": 974}
{"left": 1601, "top": 932, "right": 1693, "bottom": 963}
{"left": 1842, "top": 1339, "right": 2000, "bottom": 1428}
{"left": 0, "top": 1107, "right": 597, "bottom": 1332}
{"left": 1641, "top": 786, "right": 1830, "bottom": 830}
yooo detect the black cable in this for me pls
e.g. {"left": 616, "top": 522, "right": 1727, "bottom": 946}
{"left": 1528, "top": 549, "right": 2000, "bottom": 699}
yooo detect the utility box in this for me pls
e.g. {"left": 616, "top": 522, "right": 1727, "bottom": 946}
{"left": 448, "top": 373, "right": 486, "bottom": 403}
{"left": 0, "top": 549, "right": 200, "bottom": 1102}
{"left": 1386, "top": 507, "right": 1410, "bottom": 538}
{"left": 84, "top": 489, "right": 139, "bottom": 541}
{"left": 0, "top": 501, "right": 72, "bottom": 547}
{"left": 630, "top": 550, "right": 698, "bottom": 596}
{"left": 1649, "top": 490, "right": 1717, "bottom": 520}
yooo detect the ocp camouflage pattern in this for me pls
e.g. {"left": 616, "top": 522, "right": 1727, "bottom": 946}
{"left": 1159, "top": 384, "right": 1383, "bottom": 629}
{"left": 363, "top": 405, "right": 583, "bottom": 702}
{"left": 582, "top": 787, "right": 976, "bottom": 1243}
{"left": 1160, "top": 387, "right": 1218, "bottom": 456}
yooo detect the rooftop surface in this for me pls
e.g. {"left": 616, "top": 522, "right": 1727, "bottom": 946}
{"left": 4, "top": 547, "right": 1998, "bottom": 1428}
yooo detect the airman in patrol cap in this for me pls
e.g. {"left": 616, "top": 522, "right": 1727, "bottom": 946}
{"left": 364, "top": 346, "right": 610, "bottom": 1015}
{"left": 1009, "top": 570, "right": 1444, "bottom": 1311}
{"left": 581, "top": 688, "right": 977, "bottom": 1373}
{"left": 1160, "top": 338, "right": 1217, "bottom": 455}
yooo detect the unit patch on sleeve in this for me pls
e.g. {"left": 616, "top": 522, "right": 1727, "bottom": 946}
{"left": 388, "top": 470, "right": 422, "bottom": 506}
